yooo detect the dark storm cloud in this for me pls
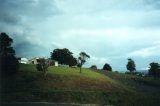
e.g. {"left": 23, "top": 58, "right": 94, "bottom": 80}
{"left": 0, "top": 0, "right": 59, "bottom": 25}
{"left": 0, "top": 0, "right": 60, "bottom": 58}
{"left": 145, "top": 0, "right": 160, "bottom": 9}
{"left": 15, "top": 41, "right": 51, "bottom": 58}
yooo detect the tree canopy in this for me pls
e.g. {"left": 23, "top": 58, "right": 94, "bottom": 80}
{"left": 103, "top": 63, "right": 112, "bottom": 71}
{"left": 0, "top": 32, "right": 19, "bottom": 76}
{"left": 90, "top": 65, "right": 97, "bottom": 70}
{"left": 78, "top": 52, "right": 90, "bottom": 73}
{"left": 149, "top": 62, "right": 160, "bottom": 78}
{"left": 50, "top": 48, "right": 77, "bottom": 67}
{"left": 126, "top": 58, "right": 136, "bottom": 72}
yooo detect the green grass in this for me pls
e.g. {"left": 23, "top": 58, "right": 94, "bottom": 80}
{"left": 98, "top": 71, "right": 160, "bottom": 89}
{"left": 48, "top": 66, "right": 118, "bottom": 84}
{"left": 22, "top": 65, "right": 113, "bottom": 80}
{"left": 18, "top": 64, "right": 127, "bottom": 92}
{"left": 1, "top": 64, "right": 160, "bottom": 105}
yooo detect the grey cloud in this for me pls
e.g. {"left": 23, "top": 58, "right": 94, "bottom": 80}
{"left": 1, "top": 0, "right": 160, "bottom": 71}
{"left": 0, "top": 13, "right": 20, "bottom": 25}
{"left": 15, "top": 41, "right": 51, "bottom": 58}
{"left": 11, "top": 32, "right": 59, "bottom": 58}
{"left": 0, "top": 0, "right": 61, "bottom": 58}
{"left": 0, "top": 0, "right": 59, "bottom": 25}
{"left": 145, "top": 0, "right": 160, "bottom": 9}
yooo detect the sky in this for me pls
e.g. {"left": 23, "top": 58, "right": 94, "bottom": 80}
{"left": 0, "top": 0, "right": 160, "bottom": 71}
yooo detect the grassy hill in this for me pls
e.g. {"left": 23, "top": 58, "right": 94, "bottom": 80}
{"left": 1, "top": 64, "right": 160, "bottom": 105}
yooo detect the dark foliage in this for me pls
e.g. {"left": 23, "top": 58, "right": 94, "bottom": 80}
{"left": 0, "top": 32, "right": 19, "bottom": 76}
{"left": 103, "top": 63, "right": 112, "bottom": 71}
{"left": 51, "top": 48, "right": 77, "bottom": 67}
{"left": 126, "top": 58, "right": 136, "bottom": 72}
{"left": 68, "top": 57, "right": 77, "bottom": 67}
{"left": 77, "top": 63, "right": 81, "bottom": 68}
{"left": 78, "top": 52, "right": 90, "bottom": 73}
{"left": 90, "top": 65, "right": 97, "bottom": 70}
{"left": 149, "top": 62, "right": 160, "bottom": 78}
{"left": 36, "top": 63, "right": 43, "bottom": 71}
{"left": 36, "top": 58, "right": 49, "bottom": 79}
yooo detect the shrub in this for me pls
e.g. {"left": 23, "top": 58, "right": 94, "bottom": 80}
{"left": 90, "top": 65, "right": 97, "bottom": 70}
{"left": 103, "top": 63, "right": 112, "bottom": 71}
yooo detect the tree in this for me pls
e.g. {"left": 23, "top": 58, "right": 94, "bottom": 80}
{"left": 126, "top": 58, "right": 136, "bottom": 72}
{"left": 90, "top": 65, "right": 97, "bottom": 70}
{"left": 68, "top": 57, "right": 77, "bottom": 67}
{"left": 103, "top": 63, "right": 112, "bottom": 71}
{"left": 78, "top": 52, "right": 90, "bottom": 73}
{"left": 0, "top": 32, "right": 19, "bottom": 76}
{"left": 50, "top": 48, "right": 77, "bottom": 66}
{"left": 149, "top": 62, "right": 160, "bottom": 78}
{"left": 36, "top": 58, "right": 49, "bottom": 79}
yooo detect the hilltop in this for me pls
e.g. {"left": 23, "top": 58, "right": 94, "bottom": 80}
{"left": 1, "top": 64, "right": 160, "bottom": 105}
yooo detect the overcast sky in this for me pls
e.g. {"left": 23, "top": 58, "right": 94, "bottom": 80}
{"left": 0, "top": 0, "right": 160, "bottom": 71}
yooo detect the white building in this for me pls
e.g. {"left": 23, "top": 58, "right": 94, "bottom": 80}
{"left": 46, "top": 58, "right": 58, "bottom": 66}
{"left": 28, "top": 57, "right": 39, "bottom": 64}
{"left": 18, "top": 58, "right": 28, "bottom": 64}
{"left": 28, "top": 57, "right": 58, "bottom": 66}
{"left": 54, "top": 61, "right": 58, "bottom": 66}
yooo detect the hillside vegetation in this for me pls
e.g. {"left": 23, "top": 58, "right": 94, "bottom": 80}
{"left": 1, "top": 64, "right": 160, "bottom": 105}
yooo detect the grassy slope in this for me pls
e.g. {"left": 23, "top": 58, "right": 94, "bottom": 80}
{"left": 98, "top": 71, "right": 160, "bottom": 91}
{"left": 98, "top": 71, "right": 160, "bottom": 105}
{"left": 1, "top": 64, "right": 160, "bottom": 105}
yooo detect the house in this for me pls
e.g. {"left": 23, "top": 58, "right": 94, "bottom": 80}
{"left": 28, "top": 57, "right": 58, "bottom": 66}
{"left": 18, "top": 58, "right": 28, "bottom": 64}
{"left": 46, "top": 58, "right": 58, "bottom": 66}
{"left": 28, "top": 57, "right": 40, "bottom": 64}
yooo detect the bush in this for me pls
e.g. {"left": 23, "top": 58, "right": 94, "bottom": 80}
{"left": 36, "top": 64, "right": 43, "bottom": 71}
{"left": 149, "top": 62, "right": 160, "bottom": 78}
{"left": 90, "top": 65, "right": 97, "bottom": 70}
{"left": 36, "top": 58, "right": 49, "bottom": 79}
{"left": 103, "top": 63, "right": 112, "bottom": 71}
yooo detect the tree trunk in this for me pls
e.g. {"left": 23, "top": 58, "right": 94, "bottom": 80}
{"left": 80, "top": 66, "right": 82, "bottom": 73}
{"left": 80, "top": 62, "right": 82, "bottom": 73}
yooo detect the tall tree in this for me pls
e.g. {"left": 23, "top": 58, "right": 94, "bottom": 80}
{"left": 149, "top": 62, "right": 160, "bottom": 78}
{"left": 126, "top": 58, "right": 136, "bottom": 72}
{"left": 50, "top": 48, "right": 77, "bottom": 66}
{"left": 0, "top": 32, "right": 19, "bottom": 76}
{"left": 78, "top": 52, "right": 90, "bottom": 73}
{"left": 103, "top": 63, "right": 112, "bottom": 71}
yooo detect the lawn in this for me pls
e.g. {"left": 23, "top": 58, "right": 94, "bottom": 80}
{"left": 1, "top": 64, "right": 160, "bottom": 105}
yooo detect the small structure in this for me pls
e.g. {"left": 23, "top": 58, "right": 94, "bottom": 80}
{"left": 28, "top": 57, "right": 40, "bottom": 64}
{"left": 18, "top": 58, "right": 28, "bottom": 64}
{"left": 55, "top": 61, "right": 58, "bottom": 66}
{"left": 29, "top": 57, "right": 58, "bottom": 66}
{"left": 46, "top": 58, "right": 58, "bottom": 67}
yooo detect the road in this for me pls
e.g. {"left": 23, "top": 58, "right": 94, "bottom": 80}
{"left": 1, "top": 103, "right": 100, "bottom": 106}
